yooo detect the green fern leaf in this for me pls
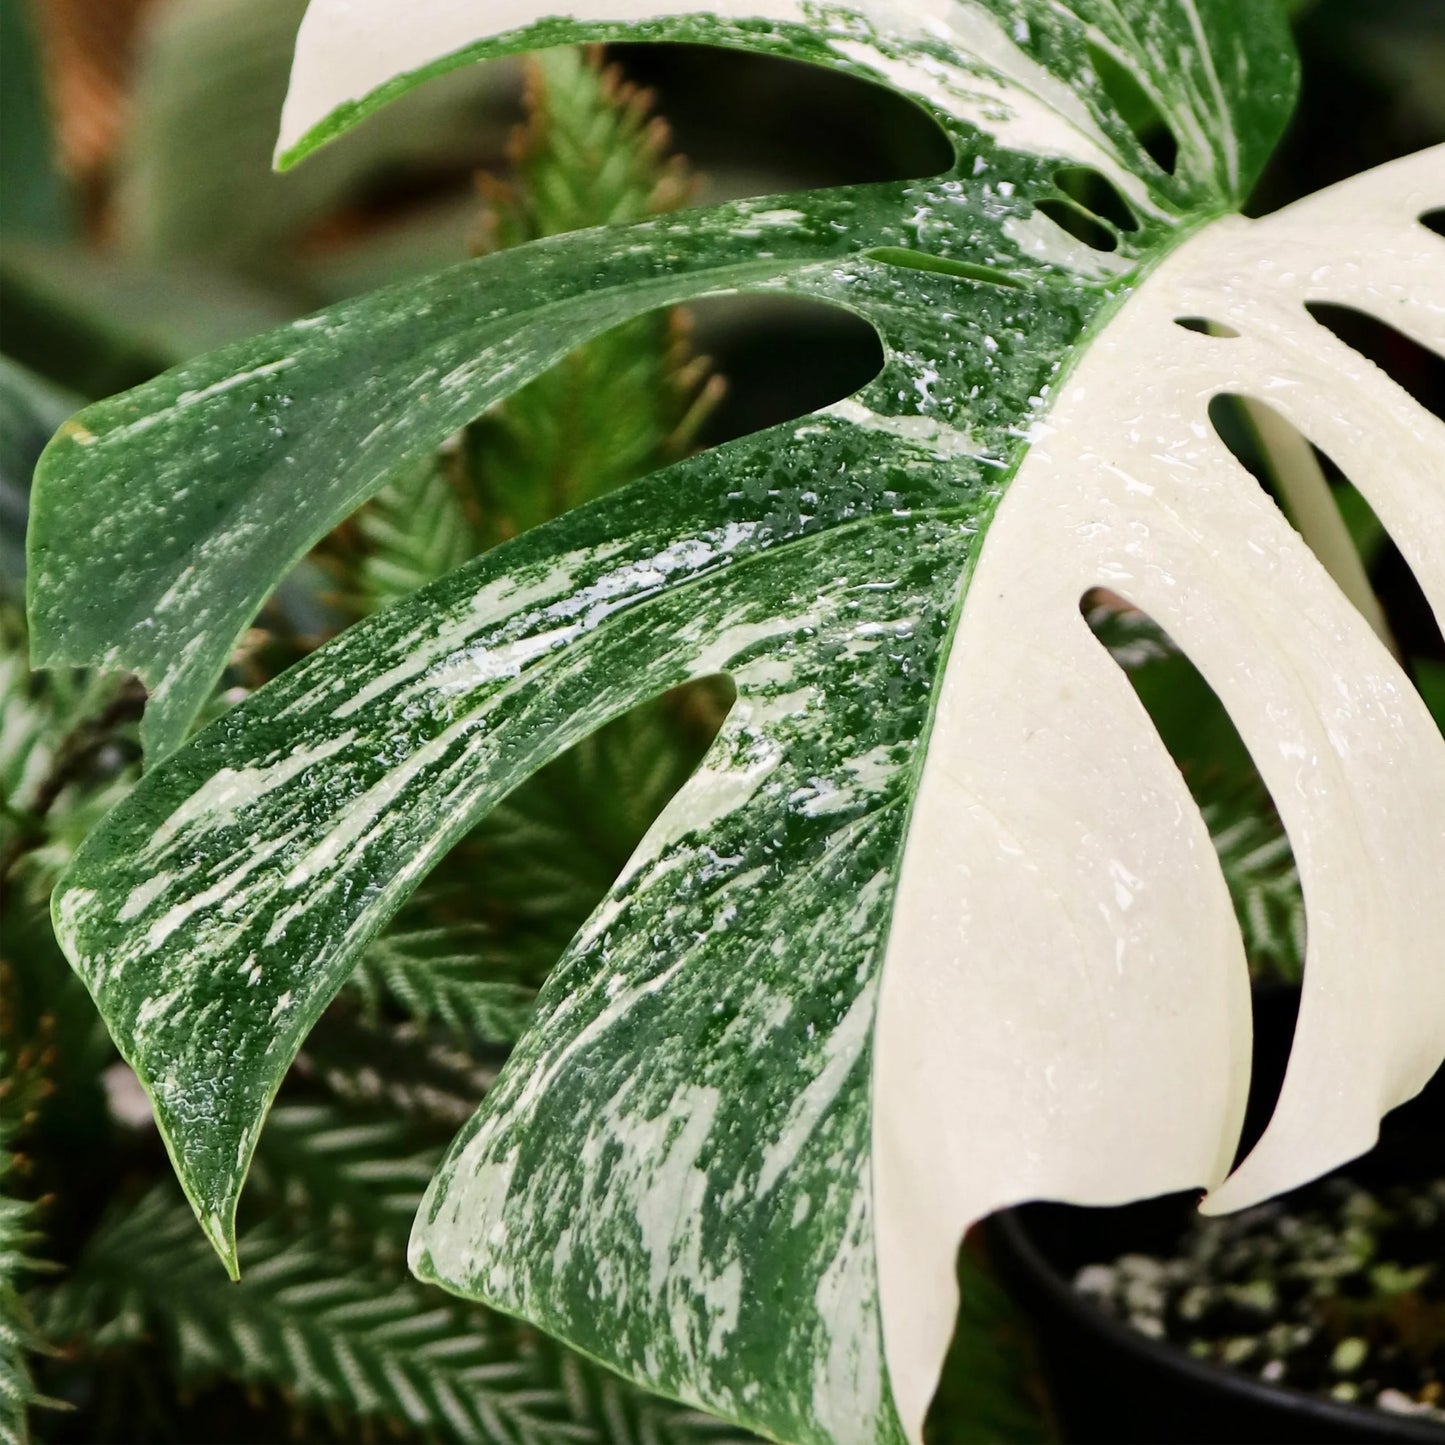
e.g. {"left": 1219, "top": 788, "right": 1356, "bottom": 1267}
{"left": 42, "top": 1188, "right": 562, "bottom": 1441}
{"left": 468, "top": 46, "right": 720, "bottom": 545}
{"left": 0, "top": 1198, "right": 41, "bottom": 1445}
{"left": 352, "top": 928, "right": 538, "bottom": 1046}
{"left": 297, "top": 1011, "right": 502, "bottom": 1132}
{"left": 523, "top": 1333, "right": 757, "bottom": 1445}
{"left": 0, "top": 605, "right": 141, "bottom": 907}
{"left": 1199, "top": 788, "right": 1305, "bottom": 987}
{"left": 353, "top": 454, "right": 480, "bottom": 616}
{"left": 1089, "top": 600, "right": 1306, "bottom": 984}
{"left": 46, "top": 1185, "right": 753, "bottom": 1444}
{"left": 0, "top": 1044, "right": 53, "bottom": 1445}
{"left": 246, "top": 1102, "right": 442, "bottom": 1254}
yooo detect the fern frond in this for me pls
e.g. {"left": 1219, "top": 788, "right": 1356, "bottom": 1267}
{"left": 297, "top": 1012, "right": 500, "bottom": 1131}
{"left": 1199, "top": 785, "right": 1305, "bottom": 986}
{"left": 1087, "top": 596, "right": 1305, "bottom": 984}
{"left": 46, "top": 1186, "right": 756, "bottom": 1443}
{"left": 353, "top": 453, "right": 481, "bottom": 614}
{"left": 351, "top": 927, "right": 537, "bottom": 1046}
{"left": 246, "top": 1102, "right": 440, "bottom": 1258}
{"left": 0, "top": 616, "right": 51, "bottom": 821}
{"left": 0, "top": 1047, "right": 52, "bottom": 1445}
{"left": 523, "top": 1334, "right": 758, "bottom": 1445}
{"left": 486, "top": 46, "right": 691, "bottom": 245}
{"left": 468, "top": 46, "right": 720, "bottom": 544}
{"left": 0, "top": 604, "right": 141, "bottom": 908}
{"left": 42, "top": 1187, "right": 568, "bottom": 1442}
{"left": 466, "top": 692, "right": 725, "bottom": 968}
{"left": 0, "top": 1197, "right": 42, "bottom": 1445}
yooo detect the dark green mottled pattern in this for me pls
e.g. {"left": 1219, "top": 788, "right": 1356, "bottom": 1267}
{"left": 33, "top": 0, "right": 1299, "bottom": 1440}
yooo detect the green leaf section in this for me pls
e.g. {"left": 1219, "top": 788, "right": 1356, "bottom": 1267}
{"left": 28, "top": 190, "right": 890, "bottom": 762}
{"left": 0, "top": 0, "right": 70, "bottom": 244}
{"left": 34, "top": 2, "right": 1299, "bottom": 1441}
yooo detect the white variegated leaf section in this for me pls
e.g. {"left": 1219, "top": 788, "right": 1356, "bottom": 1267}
{"left": 280, "top": 0, "right": 1183, "bottom": 216}
{"left": 876, "top": 145, "right": 1445, "bottom": 1437}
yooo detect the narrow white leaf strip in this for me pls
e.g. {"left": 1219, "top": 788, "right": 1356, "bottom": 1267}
{"left": 279, "top": 0, "right": 793, "bottom": 159}
{"left": 875, "top": 146, "right": 1445, "bottom": 1440}
{"left": 280, "top": 0, "right": 1146, "bottom": 212}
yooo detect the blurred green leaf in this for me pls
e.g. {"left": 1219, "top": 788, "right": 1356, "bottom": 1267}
{"left": 0, "top": 243, "right": 293, "bottom": 397}
{"left": 0, "top": 0, "right": 70, "bottom": 242}
{"left": 1417, "top": 659, "right": 1445, "bottom": 732}
{"left": 1332, "top": 481, "right": 1389, "bottom": 570}
{"left": 0, "top": 360, "right": 78, "bottom": 598}
{"left": 116, "top": 0, "right": 520, "bottom": 282}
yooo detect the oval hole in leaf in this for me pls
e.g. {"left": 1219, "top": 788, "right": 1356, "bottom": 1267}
{"left": 610, "top": 42, "right": 954, "bottom": 190}
{"left": 1173, "top": 317, "right": 1242, "bottom": 336}
{"left": 354, "top": 675, "right": 735, "bottom": 1047}
{"left": 1208, "top": 393, "right": 1443, "bottom": 669}
{"left": 1080, "top": 588, "right": 1305, "bottom": 1156}
{"left": 1033, "top": 198, "right": 1118, "bottom": 253}
{"left": 1173, "top": 316, "right": 1239, "bottom": 337}
{"left": 689, "top": 294, "right": 885, "bottom": 445}
{"left": 1084, "top": 41, "right": 1179, "bottom": 175}
{"left": 1303, "top": 302, "right": 1445, "bottom": 420}
{"left": 1053, "top": 165, "right": 1139, "bottom": 232}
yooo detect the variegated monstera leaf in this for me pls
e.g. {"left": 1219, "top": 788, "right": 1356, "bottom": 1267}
{"left": 28, "top": 0, "right": 1445, "bottom": 1440}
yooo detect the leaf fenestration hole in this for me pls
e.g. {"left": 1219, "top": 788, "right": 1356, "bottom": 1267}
{"left": 1421, "top": 209, "right": 1445, "bottom": 239}
{"left": 689, "top": 295, "right": 885, "bottom": 445}
{"left": 349, "top": 676, "right": 737, "bottom": 1051}
{"left": 1085, "top": 42, "right": 1179, "bottom": 175}
{"left": 864, "top": 247, "right": 1023, "bottom": 290}
{"left": 1053, "top": 166, "right": 1139, "bottom": 232}
{"left": 1034, "top": 198, "right": 1118, "bottom": 253}
{"left": 1207, "top": 392, "right": 1445, "bottom": 669}
{"left": 1303, "top": 303, "right": 1445, "bottom": 422}
{"left": 1080, "top": 588, "right": 1303, "bottom": 1159}
{"left": 1174, "top": 317, "right": 1240, "bottom": 337}
{"left": 611, "top": 43, "right": 954, "bottom": 188}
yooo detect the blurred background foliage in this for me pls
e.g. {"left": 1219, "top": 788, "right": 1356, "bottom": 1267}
{"left": 0, "top": 0, "right": 1442, "bottom": 1441}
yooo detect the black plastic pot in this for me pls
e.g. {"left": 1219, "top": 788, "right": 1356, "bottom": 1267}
{"left": 988, "top": 988, "right": 1445, "bottom": 1444}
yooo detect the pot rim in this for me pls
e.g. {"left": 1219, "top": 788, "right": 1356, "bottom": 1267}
{"left": 988, "top": 1203, "right": 1445, "bottom": 1443}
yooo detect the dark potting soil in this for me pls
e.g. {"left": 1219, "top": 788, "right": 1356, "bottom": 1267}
{"left": 1072, "top": 1175, "right": 1445, "bottom": 1424}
